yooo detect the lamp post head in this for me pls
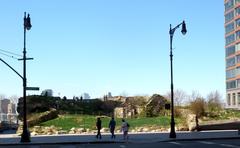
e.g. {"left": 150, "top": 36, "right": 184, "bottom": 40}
{"left": 24, "top": 13, "right": 32, "bottom": 30}
{"left": 181, "top": 21, "right": 187, "bottom": 35}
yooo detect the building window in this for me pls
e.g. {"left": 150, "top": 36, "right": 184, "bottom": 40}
{"left": 225, "top": 11, "right": 234, "bottom": 23}
{"left": 227, "top": 80, "right": 236, "bottom": 89}
{"left": 226, "top": 69, "right": 236, "bottom": 79}
{"left": 226, "top": 34, "right": 235, "bottom": 45}
{"left": 236, "top": 19, "right": 240, "bottom": 28}
{"left": 236, "top": 7, "right": 240, "bottom": 16}
{"left": 226, "top": 22, "right": 235, "bottom": 34}
{"left": 238, "top": 93, "right": 240, "bottom": 105}
{"left": 226, "top": 57, "right": 236, "bottom": 68}
{"left": 233, "top": 93, "right": 236, "bottom": 105}
{"left": 237, "top": 79, "right": 240, "bottom": 88}
{"left": 236, "top": 43, "right": 240, "bottom": 51}
{"left": 226, "top": 46, "right": 235, "bottom": 56}
{"left": 226, "top": 46, "right": 235, "bottom": 57}
{"left": 236, "top": 67, "right": 240, "bottom": 76}
{"left": 228, "top": 94, "right": 231, "bottom": 105}
{"left": 237, "top": 31, "right": 240, "bottom": 40}
{"left": 237, "top": 55, "right": 240, "bottom": 63}
{"left": 225, "top": 0, "right": 234, "bottom": 11}
{"left": 228, "top": 94, "right": 231, "bottom": 106}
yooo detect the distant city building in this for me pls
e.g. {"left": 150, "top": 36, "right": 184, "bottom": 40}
{"left": 102, "top": 92, "right": 113, "bottom": 101}
{"left": 7, "top": 103, "right": 16, "bottom": 114}
{"left": 107, "top": 92, "right": 112, "bottom": 98}
{"left": 41, "top": 89, "right": 53, "bottom": 97}
{"left": 0, "top": 113, "right": 8, "bottom": 122}
{"left": 82, "top": 93, "right": 91, "bottom": 99}
{"left": 225, "top": 0, "right": 240, "bottom": 108}
{"left": 0, "top": 99, "right": 17, "bottom": 123}
{"left": 0, "top": 99, "right": 10, "bottom": 114}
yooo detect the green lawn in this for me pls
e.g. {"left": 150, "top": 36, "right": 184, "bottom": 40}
{"left": 39, "top": 114, "right": 183, "bottom": 131}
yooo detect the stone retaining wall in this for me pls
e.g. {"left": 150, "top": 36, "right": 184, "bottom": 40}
{"left": 26, "top": 125, "right": 188, "bottom": 136}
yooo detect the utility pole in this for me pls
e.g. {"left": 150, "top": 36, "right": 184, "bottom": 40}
{"left": 20, "top": 12, "right": 32, "bottom": 143}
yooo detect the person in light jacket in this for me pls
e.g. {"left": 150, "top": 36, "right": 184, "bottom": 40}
{"left": 121, "top": 119, "right": 129, "bottom": 140}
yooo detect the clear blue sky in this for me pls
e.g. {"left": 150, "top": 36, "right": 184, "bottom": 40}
{"left": 0, "top": 0, "right": 225, "bottom": 99}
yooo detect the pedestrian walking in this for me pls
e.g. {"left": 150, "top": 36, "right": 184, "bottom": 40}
{"left": 96, "top": 117, "right": 102, "bottom": 139}
{"left": 121, "top": 119, "right": 129, "bottom": 140}
{"left": 109, "top": 117, "right": 116, "bottom": 139}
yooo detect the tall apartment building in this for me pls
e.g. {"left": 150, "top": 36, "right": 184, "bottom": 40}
{"left": 225, "top": 0, "right": 240, "bottom": 108}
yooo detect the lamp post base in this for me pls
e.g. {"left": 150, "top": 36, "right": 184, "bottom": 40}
{"left": 169, "top": 121, "right": 176, "bottom": 138}
{"left": 21, "top": 129, "right": 31, "bottom": 142}
{"left": 169, "top": 131, "right": 176, "bottom": 138}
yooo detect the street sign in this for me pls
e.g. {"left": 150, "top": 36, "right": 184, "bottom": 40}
{"left": 26, "top": 87, "right": 39, "bottom": 91}
{"left": 165, "top": 103, "right": 170, "bottom": 110}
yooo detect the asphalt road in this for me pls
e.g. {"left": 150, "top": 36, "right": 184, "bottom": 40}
{"left": 1, "top": 139, "right": 240, "bottom": 148}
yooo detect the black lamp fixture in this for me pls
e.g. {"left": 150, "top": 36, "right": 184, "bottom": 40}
{"left": 24, "top": 13, "right": 32, "bottom": 30}
{"left": 181, "top": 21, "right": 187, "bottom": 35}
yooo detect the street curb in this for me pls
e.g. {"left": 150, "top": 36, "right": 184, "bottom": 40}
{"left": 1, "top": 137, "right": 240, "bottom": 146}
{"left": 161, "top": 136, "right": 240, "bottom": 142}
{"left": 0, "top": 141, "right": 125, "bottom": 146}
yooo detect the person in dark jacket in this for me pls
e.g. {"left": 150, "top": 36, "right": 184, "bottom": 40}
{"left": 109, "top": 117, "right": 116, "bottom": 139}
{"left": 96, "top": 117, "right": 102, "bottom": 139}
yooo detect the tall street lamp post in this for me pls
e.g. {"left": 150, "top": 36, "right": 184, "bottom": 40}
{"left": 169, "top": 20, "right": 187, "bottom": 138}
{"left": 20, "top": 12, "right": 32, "bottom": 142}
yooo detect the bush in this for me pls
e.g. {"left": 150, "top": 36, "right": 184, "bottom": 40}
{"left": 145, "top": 94, "right": 168, "bottom": 117}
{"left": 17, "top": 95, "right": 121, "bottom": 117}
{"left": 174, "top": 107, "right": 182, "bottom": 118}
{"left": 189, "top": 98, "right": 206, "bottom": 118}
{"left": 17, "top": 95, "right": 60, "bottom": 119}
{"left": 206, "top": 91, "right": 223, "bottom": 117}
{"left": 28, "top": 108, "right": 58, "bottom": 127}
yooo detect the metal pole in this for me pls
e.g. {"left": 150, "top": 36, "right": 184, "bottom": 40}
{"left": 21, "top": 12, "right": 30, "bottom": 142}
{"left": 169, "top": 24, "right": 176, "bottom": 138}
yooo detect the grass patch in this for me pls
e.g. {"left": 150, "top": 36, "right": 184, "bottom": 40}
{"left": 201, "top": 109, "right": 240, "bottom": 123}
{"left": 39, "top": 114, "right": 183, "bottom": 131}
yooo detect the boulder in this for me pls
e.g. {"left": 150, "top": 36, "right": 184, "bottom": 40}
{"left": 186, "top": 114, "right": 197, "bottom": 131}
{"left": 31, "top": 131, "right": 37, "bottom": 136}
{"left": 177, "top": 126, "right": 189, "bottom": 131}
{"left": 100, "top": 128, "right": 108, "bottom": 133}
{"left": 86, "top": 128, "right": 90, "bottom": 133}
{"left": 137, "top": 127, "right": 143, "bottom": 132}
{"left": 58, "top": 130, "right": 67, "bottom": 134}
{"left": 33, "top": 126, "right": 42, "bottom": 134}
{"left": 131, "top": 129, "right": 136, "bottom": 133}
{"left": 143, "top": 128, "right": 149, "bottom": 132}
{"left": 76, "top": 128, "right": 85, "bottom": 134}
{"left": 69, "top": 130, "right": 75, "bottom": 134}
{"left": 70, "top": 127, "right": 76, "bottom": 131}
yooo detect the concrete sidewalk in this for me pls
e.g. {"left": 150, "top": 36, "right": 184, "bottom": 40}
{"left": 0, "top": 130, "right": 240, "bottom": 145}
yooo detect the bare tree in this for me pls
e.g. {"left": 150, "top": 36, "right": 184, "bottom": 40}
{"left": 189, "top": 97, "right": 206, "bottom": 128}
{"left": 166, "top": 89, "right": 188, "bottom": 106}
{"left": 188, "top": 90, "right": 202, "bottom": 104}
{"left": 206, "top": 90, "right": 223, "bottom": 114}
